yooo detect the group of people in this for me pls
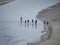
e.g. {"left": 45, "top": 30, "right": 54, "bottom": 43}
{"left": 20, "top": 17, "right": 37, "bottom": 24}
{"left": 20, "top": 17, "right": 38, "bottom": 28}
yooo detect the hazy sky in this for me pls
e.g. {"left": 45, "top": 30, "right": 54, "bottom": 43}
{"left": 0, "top": 0, "right": 60, "bottom": 21}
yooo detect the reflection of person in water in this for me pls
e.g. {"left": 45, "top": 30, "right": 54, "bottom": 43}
{"left": 32, "top": 19, "right": 34, "bottom": 28}
{"left": 25, "top": 20, "right": 26, "bottom": 23}
{"left": 27, "top": 20, "right": 29, "bottom": 23}
{"left": 35, "top": 20, "right": 37, "bottom": 24}
{"left": 32, "top": 19, "right": 34, "bottom": 23}
{"left": 20, "top": 17, "right": 22, "bottom": 24}
{"left": 27, "top": 20, "right": 29, "bottom": 28}
{"left": 41, "top": 21, "right": 46, "bottom": 33}
{"left": 25, "top": 20, "right": 26, "bottom": 27}
{"left": 35, "top": 20, "right": 37, "bottom": 28}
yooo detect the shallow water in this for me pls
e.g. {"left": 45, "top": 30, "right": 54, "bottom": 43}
{"left": 0, "top": 21, "right": 45, "bottom": 45}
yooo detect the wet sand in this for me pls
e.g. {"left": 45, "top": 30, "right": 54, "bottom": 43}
{"left": 41, "top": 25, "right": 53, "bottom": 42}
{"left": 40, "top": 21, "right": 60, "bottom": 45}
{"left": 27, "top": 23, "right": 53, "bottom": 45}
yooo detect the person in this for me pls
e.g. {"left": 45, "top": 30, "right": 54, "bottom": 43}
{"left": 35, "top": 20, "right": 37, "bottom": 28}
{"left": 27, "top": 20, "right": 29, "bottom": 23}
{"left": 32, "top": 19, "right": 34, "bottom": 23}
{"left": 20, "top": 17, "right": 22, "bottom": 21}
{"left": 44, "top": 21, "right": 49, "bottom": 25}
{"left": 32, "top": 19, "right": 34, "bottom": 28}
{"left": 27, "top": 20, "right": 29, "bottom": 28}
{"left": 25, "top": 20, "right": 26, "bottom": 27}
{"left": 43, "top": 21, "right": 48, "bottom": 32}
{"left": 35, "top": 20, "right": 37, "bottom": 24}
{"left": 41, "top": 21, "right": 53, "bottom": 41}
{"left": 47, "top": 21, "right": 49, "bottom": 25}
{"left": 25, "top": 20, "right": 26, "bottom": 23}
{"left": 41, "top": 21, "right": 48, "bottom": 33}
{"left": 20, "top": 17, "right": 22, "bottom": 24}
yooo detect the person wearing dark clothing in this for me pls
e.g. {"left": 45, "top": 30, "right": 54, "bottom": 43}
{"left": 35, "top": 20, "right": 37, "bottom": 28}
{"left": 32, "top": 19, "right": 34, "bottom": 28}
{"left": 32, "top": 19, "right": 34, "bottom": 23}
{"left": 25, "top": 20, "right": 26, "bottom": 23}
{"left": 35, "top": 20, "right": 37, "bottom": 24}
{"left": 47, "top": 22, "right": 49, "bottom": 25}
{"left": 27, "top": 20, "right": 29, "bottom": 23}
{"left": 27, "top": 20, "right": 29, "bottom": 28}
{"left": 43, "top": 21, "right": 49, "bottom": 25}
{"left": 20, "top": 17, "right": 22, "bottom": 24}
{"left": 25, "top": 20, "right": 26, "bottom": 27}
{"left": 20, "top": 17, "right": 22, "bottom": 21}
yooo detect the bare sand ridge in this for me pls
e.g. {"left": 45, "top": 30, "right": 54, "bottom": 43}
{"left": 36, "top": 2, "right": 60, "bottom": 45}
{"left": 40, "top": 22, "right": 60, "bottom": 45}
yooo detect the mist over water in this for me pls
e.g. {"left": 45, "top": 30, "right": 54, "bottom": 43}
{"left": 0, "top": 20, "right": 44, "bottom": 45}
